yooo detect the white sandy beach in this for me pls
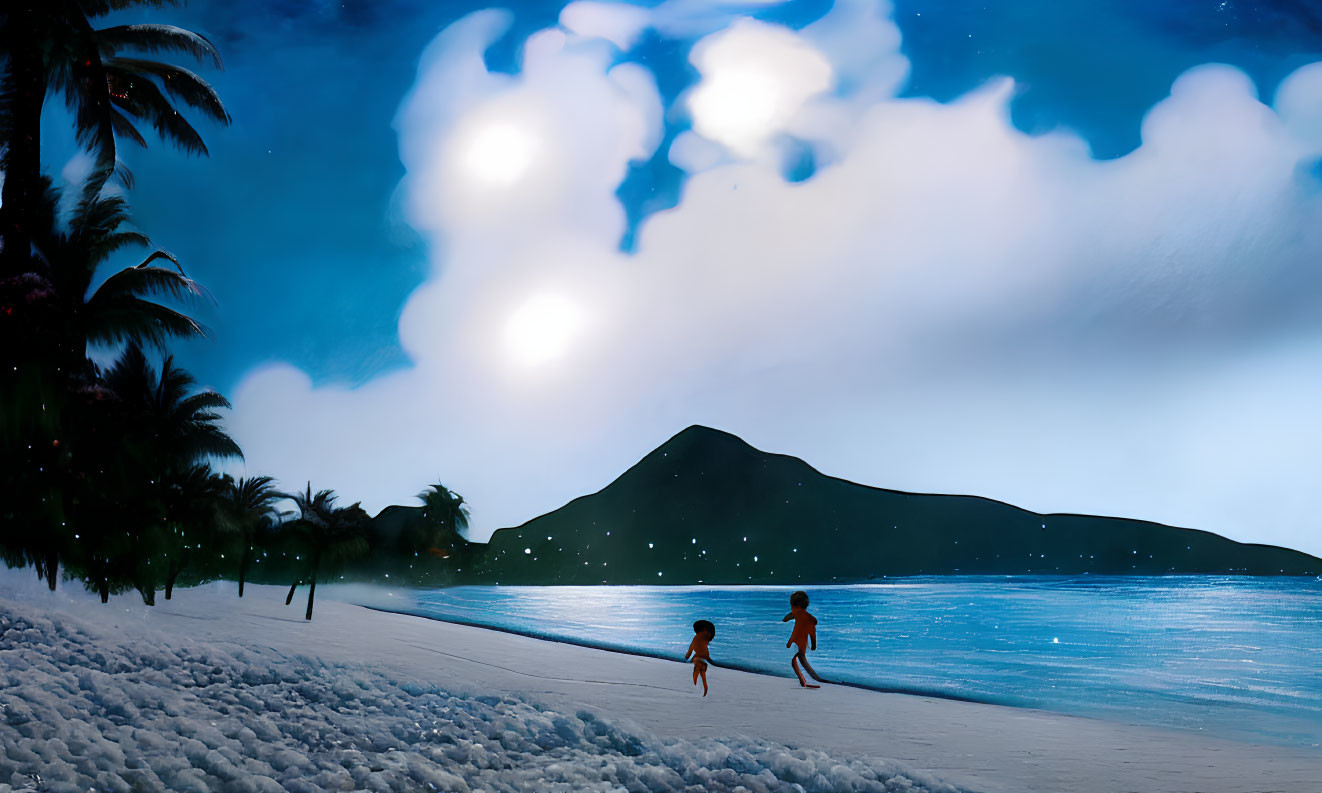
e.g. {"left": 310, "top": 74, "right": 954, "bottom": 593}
{"left": 1, "top": 573, "right": 1317, "bottom": 793}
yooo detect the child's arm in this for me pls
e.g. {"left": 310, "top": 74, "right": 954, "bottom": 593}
{"left": 684, "top": 638, "right": 694, "bottom": 661}
{"left": 782, "top": 612, "right": 794, "bottom": 622}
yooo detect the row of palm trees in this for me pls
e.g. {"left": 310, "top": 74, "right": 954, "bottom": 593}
{"left": 0, "top": 2, "right": 474, "bottom": 619}
{"left": 0, "top": 174, "right": 473, "bottom": 615}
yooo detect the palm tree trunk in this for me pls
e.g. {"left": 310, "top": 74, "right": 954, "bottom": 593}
{"left": 165, "top": 562, "right": 180, "bottom": 600}
{"left": 99, "top": 581, "right": 109, "bottom": 603}
{"left": 286, "top": 580, "right": 298, "bottom": 605}
{"left": 0, "top": 14, "right": 48, "bottom": 278}
{"left": 238, "top": 546, "right": 251, "bottom": 597}
{"left": 45, "top": 549, "right": 58, "bottom": 591}
{"left": 304, "top": 577, "right": 317, "bottom": 620}
{"left": 304, "top": 553, "right": 321, "bottom": 620}
{"left": 139, "top": 584, "right": 156, "bottom": 606}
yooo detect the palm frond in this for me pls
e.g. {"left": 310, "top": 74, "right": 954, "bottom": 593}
{"left": 47, "top": 20, "right": 118, "bottom": 178}
{"left": 95, "top": 24, "right": 223, "bottom": 69}
{"left": 83, "top": 296, "right": 207, "bottom": 347}
{"left": 155, "top": 354, "right": 195, "bottom": 403}
{"left": 108, "top": 58, "right": 230, "bottom": 123}
{"left": 180, "top": 428, "right": 243, "bottom": 462}
{"left": 179, "top": 390, "right": 232, "bottom": 415}
{"left": 72, "top": 191, "right": 132, "bottom": 240}
{"left": 281, "top": 484, "right": 340, "bottom": 528}
{"left": 110, "top": 108, "right": 149, "bottom": 148}
{"left": 90, "top": 264, "right": 201, "bottom": 303}
{"left": 88, "top": 229, "right": 150, "bottom": 263}
{"left": 106, "top": 67, "right": 209, "bottom": 156}
{"left": 232, "top": 475, "right": 281, "bottom": 513}
{"left": 135, "top": 249, "right": 186, "bottom": 275}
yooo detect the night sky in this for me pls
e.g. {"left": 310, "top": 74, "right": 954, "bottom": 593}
{"left": 50, "top": 0, "right": 1322, "bottom": 552}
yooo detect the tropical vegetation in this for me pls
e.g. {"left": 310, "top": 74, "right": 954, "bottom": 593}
{"left": 0, "top": 1, "right": 471, "bottom": 618}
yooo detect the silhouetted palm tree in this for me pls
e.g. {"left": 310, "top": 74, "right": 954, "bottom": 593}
{"left": 88, "top": 344, "right": 241, "bottom": 601}
{"left": 24, "top": 179, "right": 208, "bottom": 372}
{"left": 103, "top": 342, "right": 241, "bottom": 467}
{"left": 0, "top": 1, "right": 229, "bottom": 274}
{"left": 409, "top": 482, "right": 471, "bottom": 559}
{"left": 282, "top": 483, "right": 371, "bottom": 620}
{"left": 0, "top": 180, "right": 208, "bottom": 592}
{"left": 219, "top": 475, "right": 283, "bottom": 597}
{"left": 157, "top": 462, "right": 227, "bottom": 600}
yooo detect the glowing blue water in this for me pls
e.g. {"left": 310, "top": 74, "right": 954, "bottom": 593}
{"left": 400, "top": 576, "right": 1322, "bottom": 747}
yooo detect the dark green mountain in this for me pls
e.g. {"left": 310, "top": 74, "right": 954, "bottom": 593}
{"left": 453, "top": 425, "right": 1320, "bottom": 585}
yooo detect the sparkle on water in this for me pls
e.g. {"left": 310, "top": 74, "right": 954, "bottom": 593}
{"left": 402, "top": 576, "right": 1322, "bottom": 748}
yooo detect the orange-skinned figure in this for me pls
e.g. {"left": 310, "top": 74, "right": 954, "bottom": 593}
{"left": 686, "top": 619, "right": 716, "bottom": 696}
{"left": 783, "top": 590, "right": 826, "bottom": 688}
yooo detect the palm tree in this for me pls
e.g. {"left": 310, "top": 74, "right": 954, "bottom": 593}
{"left": 0, "top": 0, "right": 229, "bottom": 275}
{"left": 20, "top": 178, "right": 208, "bottom": 373}
{"left": 282, "top": 483, "right": 371, "bottom": 620}
{"left": 91, "top": 343, "right": 241, "bottom": 600}
{"left": 219, "top": 475, "right": 283, "bottom": 597}
{"left": 156, "top": 462, "right": 227, "bottom": 601}
{"left": 0, "top": 178, "right": 209, "bottom": 593}
{"left": 103, "top": 342, "right": 242, "bottom": 466}
{"left": 408, "top": 482, "right": 471, "bottom": 559}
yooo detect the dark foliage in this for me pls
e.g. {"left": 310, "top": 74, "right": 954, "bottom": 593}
{"left": 0, "top": 0, "right": 229, "bottom": 277}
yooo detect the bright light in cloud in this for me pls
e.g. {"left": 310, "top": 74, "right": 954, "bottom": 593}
{"left": 461, "top": 122, "right": 539, "bottom": 185}
{"left": 504, "top": 294, "right": 584, "bottom": 367}
{"left": 231, "top": 1, "right": 1322, "bottom": 559}
{"left": 691, "top": 70, "right": 780, "bottom": 147}
{"left": 688, "top": 19, "right": 833, "bottom": 154}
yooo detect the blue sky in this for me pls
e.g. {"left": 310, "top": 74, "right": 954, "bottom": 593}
{"left": 57, "top": 0, "right": 1322, "bottom": 552}
{"left": 95, "top": 0, "right": 1322, "bottom": 391}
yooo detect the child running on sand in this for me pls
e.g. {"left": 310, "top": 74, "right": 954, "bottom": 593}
{"left": 783, "top": 590, "right": 827, "bottom": 688}
{"left": 685, "top": 620, "right": 716, "bottom": 696}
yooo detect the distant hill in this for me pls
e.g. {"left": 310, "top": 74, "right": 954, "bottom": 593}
{"left": 451, "top": 425, "right": 1320, "bottom": 585}
{"left": 369, "top": 504, "right": 474, "bottom": 557}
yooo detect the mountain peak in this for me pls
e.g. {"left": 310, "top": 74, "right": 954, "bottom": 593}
{"left": 454, "top": 428, "right": 1322, "bottom": 585}
{"left": 664, "top": 424, "right": 752, "bottom": 448}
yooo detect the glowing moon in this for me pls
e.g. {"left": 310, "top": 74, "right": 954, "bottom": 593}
{"left": 504, "top": 294, "right": 584, "bottom": 367}
{"left": 463, "top": 122, "right": 538, "bottom": 185}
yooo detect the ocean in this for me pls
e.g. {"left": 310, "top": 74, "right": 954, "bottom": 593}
{"left": 389, "top": 576, "right": 1322, "bottom": 747}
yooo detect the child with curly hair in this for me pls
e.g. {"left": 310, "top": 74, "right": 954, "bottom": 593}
{"left": 783, "top": 590, "right": 826, "bottom": 688}
{"left": 685, "top": 619, "right": 716, "bottom": 696}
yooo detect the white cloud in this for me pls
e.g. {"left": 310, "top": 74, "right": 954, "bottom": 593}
{"left": 686, "top": 19, "right": 834, "bottom": 155}
{"left": 649, "top": 0, "right": 788, "bottom": 39}
{"left": 559, "top": 1, "right": 651, "bottom": 50}
{"left": 1274, "top": 61, "right": 1322, "bottom": 158}
{"left": 232, "top": 1, "right": 1322, "bottom": 557}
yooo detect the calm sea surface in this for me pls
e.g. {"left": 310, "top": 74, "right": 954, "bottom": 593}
{"left": 388, "top": 576, "right": 1322, "bottom": 747}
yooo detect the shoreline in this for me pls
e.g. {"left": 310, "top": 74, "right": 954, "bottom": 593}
{"left": 362, "top": 603, "right": 1003, "bottom": 707}
{"left": 4, "top": 573, "right": 1320, "bottom": 793}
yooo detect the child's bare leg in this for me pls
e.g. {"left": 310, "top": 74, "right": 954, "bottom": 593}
{"left": 793, "top": 652, "right": 820, "bottom": 688}
{"left": 693, "top": 664, "right": 699, "bottom": 686}
{"left": 800, "top": 654, "right": 827, "bottom": 683}
{"left": 791, "top": 654, "right": 808, "bottom": 686}
{"left": 699, "top": 665, "right": 708, "bottom": 696}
